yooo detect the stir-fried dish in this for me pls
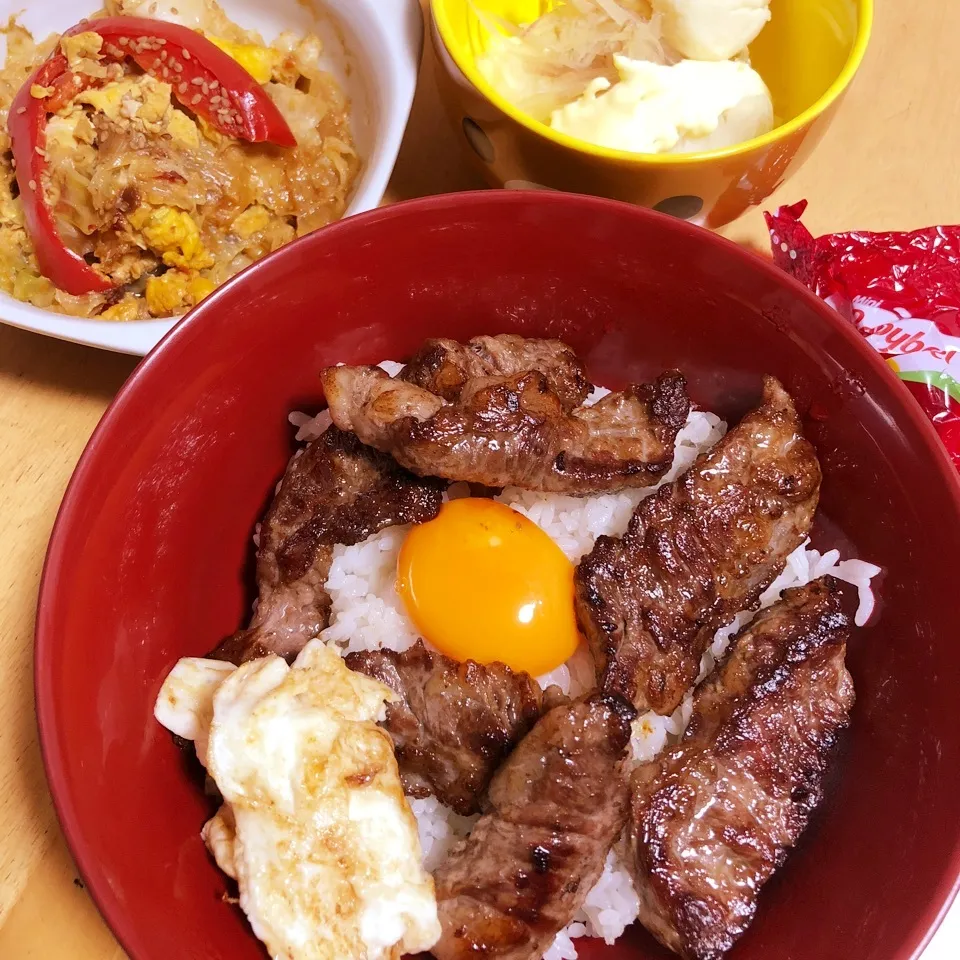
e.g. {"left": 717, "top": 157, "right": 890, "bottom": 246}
{"left": 0, "top": 0, "right": 359, "bottom": 319}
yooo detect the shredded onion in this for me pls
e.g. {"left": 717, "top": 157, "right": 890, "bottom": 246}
{"left": 473, "top": 0, "right": 672, "bottom": 120}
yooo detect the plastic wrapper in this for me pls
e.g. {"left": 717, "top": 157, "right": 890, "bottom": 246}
{"left": 765, "top": 199, "right": 960, "bottom": 470}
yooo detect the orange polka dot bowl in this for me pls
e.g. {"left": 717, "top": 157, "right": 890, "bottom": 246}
{"left": 429, "top": 0, "right": 872, "bottom": 226}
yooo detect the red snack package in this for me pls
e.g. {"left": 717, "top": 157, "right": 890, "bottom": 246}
{"left": 765, "top": 200, "right": 960, "bottom": 470}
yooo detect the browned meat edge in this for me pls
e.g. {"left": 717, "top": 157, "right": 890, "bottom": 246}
{"left": 321, "top": 364, "right": 690, "bottom": 495}
{"left": 628, "top": 577, "right": 855, "bottom": 960}
{"left": 345, "top": 641, "right": 563, "bottom": 815}
{"left": 401, "top": 334, "right": 591, "bottom": 412}
{"left": 431, "top": 694, "right": 635, "bottom": 960}
{"left": 209, "top": 427, "right": 443, "bottom": 664}
{"left": 575, "top": 376, "right": 821, "bottom": 714}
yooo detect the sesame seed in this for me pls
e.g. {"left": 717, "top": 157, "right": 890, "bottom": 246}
{"left": 182, "top": 48, "right": 190, "bottom": 60}
{"left": 210, "top": 79, "right": 218, "bottom": 90}
{"left": 178, "top": 82, "right": 187, "bottom": 93}
{"left": 161, "top": 67, "right": 170, "bottom": 78}
{"left": 119, "top": 36, "right": 128, "bottom": 45}
{"left": 191, "top": 93, "right": 202, "bottom": 105}
{"left": 157, "top": 38, "right": 166, "bottom": 45}
{"left": 16, "top": 106, "right": 26, "bottom": 114}
{"left": 28, "top": 179, "right": 36, "bottom": 190}
{"left": 191, "top": 76, "right": 204, "bottom": 85}
{"left": 171, "top": 5, "right": 179, "bottom": 12}
{"left": 34, "top": 145, "right": 44, "bottom": 155}
{"left": 173, "top": 62, "right": 183, "bottom": 73}
{"left": 210, "top": 94, "right": 221, "bottom": 104}
{"left": 200, "top": 81, "right": 208, "bottom": 94}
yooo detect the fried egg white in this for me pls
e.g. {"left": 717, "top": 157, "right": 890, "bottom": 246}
{"left": 154, "top": 642, "right": 440, "bottom": 960}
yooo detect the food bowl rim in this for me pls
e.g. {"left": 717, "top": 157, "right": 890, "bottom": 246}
{"left": 430, "top": 0, "right": 874, "bottom": 166}
{"left": 35, "top": 189, "right": 960, "bottom": 960}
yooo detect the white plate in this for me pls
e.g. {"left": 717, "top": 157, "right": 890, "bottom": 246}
{"left": 926, "top": 899, "right": 960, "bottom": 958}
{"left": 0, "top": 0, "right": 422, "bottom": 354}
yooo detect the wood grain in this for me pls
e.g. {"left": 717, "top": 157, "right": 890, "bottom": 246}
{"left": 2, "top": 1, "right": 959, "bottom": 956}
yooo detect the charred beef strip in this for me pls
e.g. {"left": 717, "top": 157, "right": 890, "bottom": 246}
{"left": 575, "top": 377, "right": 821, "bottom": 714}
{"left": 401, "top": 334, "right": 591, "bottom": 411}
{"left": 210, "top": 427, "right": 443, "bottom": 664}
{"left": 345, "top": 640, "right": 563, "bottom": 815}
{"left": 321, "top": 363, "right": 689, "bottom": 495}
{"left": 628, "top": 578, "right": 855, "bottom": 960}
{"left": 431, "top": 694, "right": 634, "bottom": 960}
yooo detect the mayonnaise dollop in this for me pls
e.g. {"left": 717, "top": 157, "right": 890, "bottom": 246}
{"left": 549, "top": 55, "right": 774, "bottom": 155}
{"left": 652, "top": 0, "right": 773, "bottom": 62}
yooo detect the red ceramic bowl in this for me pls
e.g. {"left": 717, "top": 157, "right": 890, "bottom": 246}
{"left": 37, "top": 192, "right": 960, "bottom": 960}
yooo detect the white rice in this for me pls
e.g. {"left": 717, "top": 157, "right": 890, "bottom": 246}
{"left": 409, "top": 795, "right": 479, "bottom": 873}
{"left": 294, "top": 373, "right": 881, "bottom": 959}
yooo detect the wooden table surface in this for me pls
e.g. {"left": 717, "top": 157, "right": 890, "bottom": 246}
{"left": 2, "top": 2, "right": 959, "bottom": 957}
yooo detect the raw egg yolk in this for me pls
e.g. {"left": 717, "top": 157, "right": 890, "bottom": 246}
{"left": 396, "top": 498, "right": 581, "bottom": 677}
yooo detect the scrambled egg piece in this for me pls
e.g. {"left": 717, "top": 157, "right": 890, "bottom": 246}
{"left": 12, "top": 270, "right": 55, "bottom": 306}
{"left": 130, "top": 206, "right": 214, "bottom": 270}
{"left": 100, "top": 295, "right": 142, "bottom": 321}
{"left": 45, "top": 111, "right": 96, "bottom": 151}
{"left": 75, "top": 76, "right": 172, "bottom": 125}
{"left": 0, "top": 187, "right": 21, "bottom": 228}
{"left": 145, "top": 271, "right": 215, "bottom": 316}
{"left": 231, "top": 205, "right": 271, "bottom": 239}
{"left": 209, "top": 36, "right": 281, "bottom": 84}
{"left": 166, "top": 110, "right": 200, "bottom": 148}
{"left": 74, "top": 80, "right": 128, "bottom": 120}
{"left": 550, "top": 56, "right": 773, "bottom": 154}
{"left": 60, "top": 31, "right": 108, "bottom": 78}
{"left": 651, "top": 0, "right": 772, "bottom": 61}
{"left": 155, "top": 642, "right": 441, "bottom": 960}
{"left": 61, "top": 31, "right": 103, "bottom": 65}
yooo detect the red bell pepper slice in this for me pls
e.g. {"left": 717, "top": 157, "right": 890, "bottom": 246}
{"left": 8, "top": 16, "right": 297, "bottom": 296}
{"left": 64, "top": 18, "right": 297, "bottom": 146}
{"left": 8, "top": 57, "right": 113, "bottom": 294}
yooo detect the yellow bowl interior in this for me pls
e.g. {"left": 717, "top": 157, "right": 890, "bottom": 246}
{"left": 433, "top": 0, "right": 872, "bottom": 164}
